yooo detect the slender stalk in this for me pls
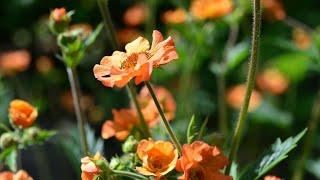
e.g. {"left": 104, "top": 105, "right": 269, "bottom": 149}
{"left": 126, "top": 83, "right": 151, "bottom": 138}
{"left": 226, "top": 0, "right": 262, "bottom": 174}
{"left": 66, "top": 67, "right": 89, "bottom": 155}
{"left": 97, "top": 0, "right": 150, "bottom": 138}
{"left": 145, "top": 81, "right": 182, "bottom": 154}
{"left": 292, "top": 91, "right": 320, "bottom": 180}
{"left": 113, "top": 170, "right": 149, "bottom": 180}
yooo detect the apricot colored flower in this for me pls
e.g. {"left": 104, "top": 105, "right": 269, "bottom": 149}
{"left": 137, "top": 86, "right": 176, "bottom": 127}
{"left": 0, "top": 170, "right": 33, "bottom": 180}
{"left": 262, "top": 0, "right": 286, "bottom": 21}
{"left": 176, "top": 141, "right": 232, "bottom": 180}
{"left": 123, "top": 3, "right": 147, "bottom": 26}
{"left": 36, "top": 56, "right": 54, "bottom": 74}
{"left": 81, "top": 152, "right": 102, "bottom": 180}
{"left": 0, "top": 50, "right": 31, "bottom": 75}
{"left": 257, "top": 69, "right": 289, "bottom": 95}
{"left": 101, "top": 109, "right": 138, "bottom": 141}
{"left": 136, "top": 139, "right": 178, "bottom": 179}
{"left": 93, "top": 30, "right": 178, "bottom": 88}
{"left": 226, "top": 84, "right": 261, "bottom": 111}
{"left": 264, "top": 175, "right": 282, "bottom": 180}
{"left": 9, "top": 99, "right": 38, "bottom": 128}
{"left": 293, "top": 28, "right": 311, "bottom": 50}
{"left": 190, "top": 0, "right": 233, "bottom": 20}
{"left": 50, "top": 8, "right": 67, "bottom": 22}
{"left": 162, "top": 9, "right": 187, "bottom": 24}
{"left": 117, "top": 28, "right": 142, "bottom": 45}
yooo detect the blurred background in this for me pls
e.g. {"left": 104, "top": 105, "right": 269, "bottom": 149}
{"left": 0, "top": 0, "right": 320, "bottom": 179}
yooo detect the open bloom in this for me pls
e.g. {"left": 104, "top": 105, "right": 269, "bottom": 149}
{"left": 0, "top": 50, "right": 31, "bottom": 75}
{"left": 0, "top": 170, "right": 33, "bottom": 180}
{"left": 162, "top": 9, "right": 187, "bottom": 24}
{"left": 123, "top": 3, "right": 147, "bottom": 26}
{"left": 9, "top": 99, "right": 38, "bottom": 128}
{"left": 137, "top": 85, "right": 176, "bottom": 127}
{"left": 190, "top": 0, "right": 233, "bottom": 20}
{"left": 262, "top": 0, "right": 286, "bottom": 21}
{"left": 136, "top": 139, "right": 178, "bottom": 179}
{"left": 227, "top": 84, "right": 261, "bottom": 112}
{"left": 81, "top": 152, "right": 102, "bottom": 180}
{"left": 264, "top": 175, "right": 282, "bottom": 180}
{"left": 101, "top": 109, "right": 138, "bottom": 141}
{"left": 93, "top": 30, "right": 178, "bottom": 88}
{"left": 50, "top": 8, "right": 67, "bottom": 22}
{"left": 176, "top": 141, "right": 231, "bottom": 180}
{"left": 257, "top": 69, "right": 289, "bottom": 95}
{"left": 293, "top": 28, "right": 311, "bottom": 50}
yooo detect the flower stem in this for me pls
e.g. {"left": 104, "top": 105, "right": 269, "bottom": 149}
{"left": 113, "top": 170, "right": 149, "bottom": 180}
{"left": 66, "top": 67, "right": 89, "bottom": 155}
{"left": 145, "top": 81, "right": 182, "bottom": 154}
{"left": 292, "top": 91, "right": 320, "bottom": 180}
{"left": 97, "top": 0, "right": 150, "bottom": 138}
{"left": 226, "top": 0, "right": 262, "bottom": 174}
{"left": 126, "top": 83, "right": 151, "bottom": 138}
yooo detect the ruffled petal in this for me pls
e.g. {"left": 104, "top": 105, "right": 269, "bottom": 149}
{"left": 125, "top": 37, "right": 150, "bottom": 54}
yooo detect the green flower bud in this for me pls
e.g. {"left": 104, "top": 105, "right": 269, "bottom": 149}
{"left": 109, "top": 157, "right": 121, "bottom": 170}
{"left": 122, "top": 136, "right": 138, "bottom": 153}
{"left": 0, "top": 132, "right": 18, "bottom": 149}
{"left": 48, "top": 8, "right": 73, "bottom": 35}
{"left": 24, "top": 127, "right": 41, "bottom": 140}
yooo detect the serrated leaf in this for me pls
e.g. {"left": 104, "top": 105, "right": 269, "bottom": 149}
{"left": 187, "top": 115, "right": 198, "bottom": 144}
{"left": 240, "top": 128, "right": 307, "bottom": 180}
{"left": 84, "top": 23, "right": 103, "bottom": 48}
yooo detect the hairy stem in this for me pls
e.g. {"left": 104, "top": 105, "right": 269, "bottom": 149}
{"left": 226, "top": 0, "right": 262, "bottom": 174}
{"left": 145, "top": 81, "right": 182, "bottom": 154}
{"left": 66, "top": 67, "right": 89, "bottom": 155}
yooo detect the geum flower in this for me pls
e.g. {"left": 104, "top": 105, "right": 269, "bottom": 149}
{"left": 176, "top": 141, "right": 232, "bottom": 180}
{"left": 93, "top": 30, "right": 178, "bottom": 88}
{"left": 190, "top": 0, "right": 233, "bottom": 20}
{"left": 9, "top": 99, "right": 38, "bottom": 128}
{"left": 262, "top": 0, "right": 286, "bottom": 21}
{"left": 101, "top": 109, "right": 138, "bottom": 141}
{"left": 136, "top": 139, "right": 178, "bottom": 180}
{"left": 81, "top": 152, "right": 103, "bottom": 180}
{"left": 0, "top": 50, "right": 31, "bottom": 76}
{"left": 0, "top": 170, "right": 33, "bottom": 180}
{"left": 264, "top": 175, "right": 282, "bottom": 180}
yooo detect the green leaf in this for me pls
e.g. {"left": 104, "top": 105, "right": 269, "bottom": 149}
{"left": 197, "top": 117, "right": 208, "bottom": 140}
{"left": 240, "top": 128, "right": 307, "bottom": 180}
{"left": 226, "top": 41, "right": 250, "bottom": 73}
{"left": 230, "top": 162, "right": 239, "bottom": 180}
{"left": 187, "top": 115, "right": 198, "bottom": 144}
{"left": 0, "top": 147, "right": 14, "bottom": 161}
{"left": 84, "top": 23, "right": 103, "bottom": 48}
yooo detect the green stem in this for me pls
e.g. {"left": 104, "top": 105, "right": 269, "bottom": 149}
{"left": 113, "top": 170, "right": 149, "bottom": 180}
{"left": 66, "top": 67, "right": 89, "bottom": 155}
{"left": 226, "top": 0, "right": 262, "bottom": 174}
{"left": 292, "top": 91, "right": 320, "bottom": 180}
{"left": 145, "top": 81, "right": 182, "bottom": 154}
{"left": 126, "top": 83, "right": 151, "bottom": 138}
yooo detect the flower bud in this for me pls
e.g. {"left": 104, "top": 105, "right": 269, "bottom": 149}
{"left": 49, "top": 8, "right": 72, "bottom": 34}
{"left": 122, "top": 136, "right": 138, "bottom": 153}
{"left": 9, "top": 99, "right": 38, "bottom": 128}
{"left": 0, "top": 132, "right": 18, "bottom": 149}
{"left": 24, "top": 127, "right": 40, "bottom": 140}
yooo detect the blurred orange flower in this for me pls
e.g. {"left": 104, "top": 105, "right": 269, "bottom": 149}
{"left": 123, "top": 3, "right": 147, "bottom": 26}
{"left": 257, "top": 69, "right": 289, "bottom": 95}
{"left": 50, "top": 8, "right": 67, "bottom": 22}
{"left": 136, "top": 139, "right": 178, "bottom": 179}
{"left": 137, "top": 85, "right": 176, "bottom": 127}
{"left": 226, "top": 84, "right": 261, "bottom": 111}
{"left": 262, "top": 0, "right": 286, "bottom": 21}
{"left": 293, "top": 28, "right": 311, "bottom": 50}
{"left": 176, "top": 141, "right": 231, "bottom": 180}
{"left": 93, "top": 30, "right": 178, "bottom": 88}
{"left": 35, "top": 56, "right": 54, "bottom": 74}
{"left": 190, "top": 0, "right": 233, "bottom": 20}
{"left": 101, "top": 109, "right": 138, "bottom": 141}
{"left": 117, "top": 28, "right": 142, "bottom": 45}
{"left": 9, "top": 99, "right": 38, "bottom": 128}
{"left": 264, "top": 175, "right": 282, "bottom": 180}
{"left": 0, "top": 170, "right": 33, "bottom": 180}
{"left": 81, "top": 152, "right": 102, "bottom": 180}
{"left": 162, "top": 9, "right": 187, "bottom": 24}
{"left": 0, "top": 50, "right": 31, "bottom": 75}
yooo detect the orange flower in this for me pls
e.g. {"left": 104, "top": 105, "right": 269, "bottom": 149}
{"left": 81, "top": 152, "right": 102, "bottom": 180}
{"left": 9, "top": 100, "right": 38, "bottom": 128}
{"left": 136, "top": 139, "right": 178, "bottom": 179}
{"left": 226, "top": 84, "right": 261, "bottom": 111}
{"left": 264, "top": 175, "right": 282, "bottom": 180}
{"left": 190, "top": 0, "right": 233, "bottom": 20}
{"left": 137, "top": 86, "right": 176, "bottom": 127}
{"left": 0, "top": 50, "right": 31, "bottom": 75}
{"left": 101, "top": 109, "right": 138, "bottom": 141}
{"left": 176, "top": 141, "right": 232, "bottom": 180}
{"left": 117, "top": 28, "right": 142, "bottom": 45}
{"left": 50, "top": 8, "right": 67, "bottom": 22}
{"left": 257, "top": 69, "right": 289, "bottom": 95}
{"left": 262, "top": 0, "right": 286, "bottom": 21}
{"left": 36, "top": 56, "right": 54, "bottom": 74}
{"left": 93, "top": 30, "right": 178, "bottom": 88}
{"left": 293, "top": 28, "right": 311, "bottom": 50}
{"left": 0, "top": 170, "right": 33, "bottom": 180}
{"left": 123, "top": 3, "right": 147, "bottom": 26}
{"left": 162, "top": 9, "right": 187, "bottom": 24}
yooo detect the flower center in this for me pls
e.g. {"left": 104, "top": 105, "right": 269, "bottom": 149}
{"left": 120, "top": 53, "right": 138, "bottom": 70}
